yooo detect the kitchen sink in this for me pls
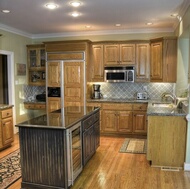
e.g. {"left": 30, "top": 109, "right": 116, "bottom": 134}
{"left": 152, "top": 102, "right": 175, "bottom": 108}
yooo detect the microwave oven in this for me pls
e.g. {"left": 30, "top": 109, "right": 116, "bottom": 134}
{"left": 104, "top": 66, "right": 135, "bottom": 82}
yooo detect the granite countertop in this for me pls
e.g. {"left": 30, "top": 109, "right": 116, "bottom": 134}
{"left": 24, "top": 100, "right": 46, "bottom": 104}
{"left": 16, "top": 106, "right": 100, "bottom": 130}
{"left": 87, "top": 98, "right": 187, "bottom": 116}
{"left": 0, "top": 104, "right": 14, "bottom": 110}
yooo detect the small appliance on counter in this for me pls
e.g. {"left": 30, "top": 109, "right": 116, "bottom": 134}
{"left": 36, "top": 93, "right": 46, "bottom": 102}
{"left": 136, "top": 92, "right": 148, "bottom": 100}
{"left": 92, "top": 84, "right": 103, "bottom": 99}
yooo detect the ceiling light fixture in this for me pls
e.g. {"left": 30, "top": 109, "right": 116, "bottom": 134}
{"left": 2, "top": 9, "right": 11, "bottom": 13}
{"left": 115, "top": 24, "right": 121, "bottom": 27}
{"left": 71, "top": 12, "right": 80, "bottom": 17}
{"left": 85, "top": 25, "right": 91, "bottom": 28}
{"left": 45, "top": 3, "right": 58, "bottom": 10}
{"left": 171, "top": 13, "right": 178, "bottom": 17}
{"left": 70, "top": 1, "right": 82, "bottom": 7}
{"left": 146, "top": 22, "right": 153, "bottom": 25}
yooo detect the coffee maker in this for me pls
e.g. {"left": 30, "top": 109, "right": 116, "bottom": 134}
{"left": 92, "top": 84, "right": 102, "bottom": 99}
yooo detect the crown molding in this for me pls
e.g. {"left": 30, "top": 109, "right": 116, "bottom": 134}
{"left": 0, "top": 23, "right": 32, "bottom": 38}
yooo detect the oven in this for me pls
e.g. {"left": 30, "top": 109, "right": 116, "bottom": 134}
{"left": 104, "top": 66, "right": 135, "bottom": 82}
{"left": 66, "top": 122, "right": 83, "bottom": 186}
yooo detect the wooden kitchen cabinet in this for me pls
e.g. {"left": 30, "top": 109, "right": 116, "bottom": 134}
{"left": 147, "top": 116, "right": 186, "bottom": 168}
{"left": 90, "top": 44, "right": 104, "bottom": 82}
{"left": 150, "top": 37, "right": 177, "bottom": 82}
{"left": 102, "top": 103, "right": 133, "bottom": 134}
{"left": 136, "top": 43, "right": 150, "bottom": 82}
{"left": 0, "top": 107, "right": 14, "bottom": 150}
{"left": 133, "top": 103, "right": 147, "bottom": 134}
{"left": 27, "top": 44, "right": 46, "bottom": 86}
{"left": 24, "top": 103, "right": 46, "bottom": 110}
{"left": 47, "top": 61, "right": 61, "bottom": 87}
{"left": 104, "top": 43, "right": 135, "bottom": 66}
{"left": 47, "top": 97, "right": 61, "bottom": 112}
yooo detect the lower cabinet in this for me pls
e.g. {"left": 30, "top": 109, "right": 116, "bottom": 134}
{"left": 82, "top": 110, "right": 100, "bottom": 166}
{"left": 101, "top": 103, "right": 147, "bottom": 135}
{"left": 0, "top": 107, "right": 14, "bottom": 150}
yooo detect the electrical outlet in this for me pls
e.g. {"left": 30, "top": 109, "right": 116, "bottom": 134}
{"left": 143, "top": 86, "right": 147, "bottom": 91}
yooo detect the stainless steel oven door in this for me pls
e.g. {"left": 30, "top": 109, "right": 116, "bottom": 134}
{"left": 66, "top": 122, "right": 83, "bottom": 186}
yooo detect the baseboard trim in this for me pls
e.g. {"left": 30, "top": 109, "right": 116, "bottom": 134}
{"left": 184, "top": 163, "right": 190, "bottom": 171}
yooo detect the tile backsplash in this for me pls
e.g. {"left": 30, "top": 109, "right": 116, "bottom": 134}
{"left": 89, "top": 82, "right": 174, "bottom": 100}
{"left": 23, "top": 85, "right": 45, "bottom": 101}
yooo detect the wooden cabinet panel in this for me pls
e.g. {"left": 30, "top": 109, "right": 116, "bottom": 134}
{"left": 48, "top": 61, "right": 61, "bottom": 87}
{"left": 48, "top": 97, "right": 61, "bottom": 112}
{"left": 104, "top": 44, "right": 119, "bottom": 65}
{"left": 102, "top": 103, "right": 132, "bottom": 110}
{"left": 2, "top": 117, "right": 13, "bottom": 146}
{"left": 136, "top": 43, "right": 150, "bottom": 81}
{"left": 150, "top": 41, "right": 163, "bottom": 81}
{"left": 24, "top": 103, "right": 46, "bottom": 110}
{"left": 133, "top": 112, "right": 147, "bottom": 134}
{"left": 147, "top": 116, "right": 186, "bottom": 168}
{"left": 102, "top": 110, "right": 117, "bottom": 132}
{"left": 104, "top": 44, "right": 135, "bottom": 66}
{"left": 64, "top": 62, "right": 84, "bottom": 106}
{"left": 0, "top": 107, "right": 14, "bottom": 150}
{"left": 48, "top": 113, "right": 61, "bottom": 126}
{"left": 91, "top": 44, "right": 104, "bottom": 81}
{"left": 118, "top": 111, "right": 133, "bottom": 133}
{"left": 120, "top": 44, "right": 135, "bottom": 65}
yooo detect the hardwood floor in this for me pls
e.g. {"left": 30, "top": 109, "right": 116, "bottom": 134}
{"left": 1, "top": 134, "right": 190, "bottom": 189}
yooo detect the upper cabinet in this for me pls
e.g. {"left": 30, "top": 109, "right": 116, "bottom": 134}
{"left": 90, "top": 44, "right": 104, "bottom": 82}
{"left": 104, "top": 43, "right": 135, "bottom": 66}
{"left": 27, "top": 44, "right": 46, "bottom": 86}
{"left": 136, "top": 43, "right": 150, "bottom": 82}
{"left": 150, "top": 37, "right": 177, "bottom": 82}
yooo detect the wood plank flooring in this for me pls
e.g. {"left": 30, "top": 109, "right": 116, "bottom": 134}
{"left": 1, "top": 134, "right": 190, "bottom": 189}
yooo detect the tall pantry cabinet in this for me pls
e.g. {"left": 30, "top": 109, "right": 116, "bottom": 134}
{"left": 44, "top": 41, "right": 90, "bottom": 111}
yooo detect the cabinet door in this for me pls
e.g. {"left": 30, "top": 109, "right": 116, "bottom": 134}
{"left": 120, "top": 44, "right": 135, "bottom": 65}
{"left": 48, "top": 61, "right": 61, "bottom": 87}
{"left": 94, "top": 121, "right": 100, "bottom": 149}
{"left": 102, "top": 110, "right": 117, "bottom": 132}
{"left": 118, "top": 111, "right": 133, "bottom": 133}
{"left": 83, "top": 125, "right": 95, "bottom": 165}
{"left": 104, "top": 44, "right": 119, "bottom": 65}
{"left": 91, "top": 45, "right": 104, "bottom": 81}
{"left": 150, "top": 41, "right": 163, "bottom": 81}
{"left": 64, "top": 62, "right": 84, "bottom": 105}
{"left": 2, "top": 117, "right": 14, "bottom": 146}
{"left": 136, "top": 43, "right": 150, "bottom": 81}
{"left": 48, "top": 97, "right": 61, "bottom": 112}
{"left": 133, "top": 111, "right": 147, "bottom": 134}
{"left": 163, "top": 38, "right": 177, "bottom": 82}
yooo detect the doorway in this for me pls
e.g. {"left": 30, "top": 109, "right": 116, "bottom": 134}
{"left": 0, "top": 55, "right": 9, "bottom": 104}
{"left": 0, "top": 50, "right": 16, "bottom": 132}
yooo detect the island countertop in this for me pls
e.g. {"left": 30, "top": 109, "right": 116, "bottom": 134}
{"left": 16, "top": 106, "right": 100, "bottom": 129}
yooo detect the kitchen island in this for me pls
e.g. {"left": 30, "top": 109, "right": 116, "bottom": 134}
{"left": 16, "top": 106, "right": 100, "bottom": 189}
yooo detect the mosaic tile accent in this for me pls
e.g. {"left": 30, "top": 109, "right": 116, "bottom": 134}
{"left": 90, "top": 82, "right": 174, "bottom": 100}
{"left": 23, "top": 85, "right": 46, "bottom": 101}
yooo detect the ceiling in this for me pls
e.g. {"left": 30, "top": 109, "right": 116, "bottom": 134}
{"left": 0, "top": 0, "right": 189, "bottom": 38}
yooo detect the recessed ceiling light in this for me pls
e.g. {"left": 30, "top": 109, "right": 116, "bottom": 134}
{"left": 115, "top": 24, "right": 121, "bottom": 27}
{"left": 146, "top": 22, "right": 153, "bottom": 25}
{"left": 70, "top": 1, "right": 82, "bottom": 7}
{"left": 2, "top": 9, "right": 11, "bottom": 13}
{"left": 171, "top": 13, "right": 178, "bottom": 17}
{"left": 85, "top": 25, "right": 91, "bottom": 28}
{"left": 71, "top": 12, "right": 80, "bottom": 17}
{"left": 45, "top": 3, "right": 58, "bottom": 10}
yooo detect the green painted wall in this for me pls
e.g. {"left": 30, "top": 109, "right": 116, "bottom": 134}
{"left": 0, "top": 30, "right": 32, "bottom": 124}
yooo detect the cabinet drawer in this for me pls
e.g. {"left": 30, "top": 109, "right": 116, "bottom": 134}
{"left": 0, "top": 108, "right": 12, "bottom": 119}
{"left": 133, "top": 103, "right": 148, "bottom": 110}
{"left": 102, "top": 103, "right": 133, "bottom": 110}
{"left": 82, "top": 115, "right": 95, "bottom": 131}
{"left": 24, "top": 103, "right": 46, "bottom": 109}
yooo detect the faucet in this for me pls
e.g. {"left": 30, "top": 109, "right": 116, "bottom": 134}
{"left": 161, "top": 92, "right": 177, "bottom": 105}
